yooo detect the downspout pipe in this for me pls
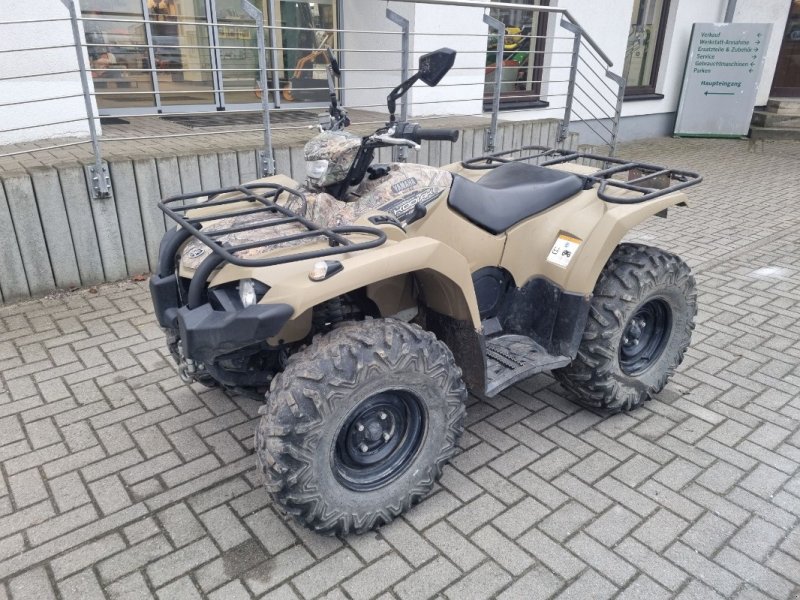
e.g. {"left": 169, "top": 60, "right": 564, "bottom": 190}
{"left": 724, "top": 0, "right": 737, "bottom": 22}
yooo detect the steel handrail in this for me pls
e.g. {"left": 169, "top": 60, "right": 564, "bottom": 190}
{"left": 388, "top": 0, "right": 613, "bottom": 67}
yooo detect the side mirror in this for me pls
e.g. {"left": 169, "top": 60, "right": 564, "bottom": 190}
{"left": 386, "top": 47, "right": 457, "bottom": 122}
{"left": 418, "top": 48, "right": 456, "bottom": 87}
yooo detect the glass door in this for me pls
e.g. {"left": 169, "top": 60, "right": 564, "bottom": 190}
{"left": 274, "top": 0, "right": 337, "bottom": 105}
{"left": 80, "top": 0, "right": 158, "bottom": 111}
{"left": 771, "top": 0, "right": 800, "bottom": 97}
{"left": 83, "top": 0, "right": 339, "bottom": 114}
{"left": 211, "top": 0, "right": 262, "bottom": 107}
{"left": 149, "top": 0, "right": 217, "bottom": 109}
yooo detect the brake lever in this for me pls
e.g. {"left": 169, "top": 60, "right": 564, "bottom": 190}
{"left": 369, "top": 133, "right": 420, "bottom": 150}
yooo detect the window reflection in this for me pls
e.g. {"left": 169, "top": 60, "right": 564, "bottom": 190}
{"left": 276, "top": 0, "right": 337, "bottom": 104}
{"left": 80, "top": 0, "right": 339, "bottom": 112}
{"left": 80, "top": 0, "right": 156, "bottom": 109}
{"left": 624, "top": 0, "right": 669, "bottom": 96}
{"left": 150, "top": 0, "right": 215, "bottom": 106}
{"left": 484, "top": 0, "right": 550, "bottom": 110}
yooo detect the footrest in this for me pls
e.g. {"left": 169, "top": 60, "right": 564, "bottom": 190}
{"left": 484, "top": 335, "right": 571, "bottom": 397}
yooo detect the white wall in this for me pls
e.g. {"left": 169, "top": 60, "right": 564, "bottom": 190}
{"left": 621, "top": 0, "right": 727, "bottom": 118}
{"left": 407, "top": 3, "right": 486, "bottom": 117}
{"left": 0, "top": 0, "right": 98, "bottom": 146}
{"left": 733, "top": 0, "right": 791, "bottom": 105}
{"left": 476, "top": 0, "right": 790, "bottom": 134}
{"left": 340, "top": 1, "right": 413, "bottom": 117}
{"left": 341, "top": 2, "right": 486, "bottom": 119}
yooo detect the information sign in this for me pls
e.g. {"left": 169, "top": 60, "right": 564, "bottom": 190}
{"left": 674, "top": 23, "right": 772, "bottom": 137}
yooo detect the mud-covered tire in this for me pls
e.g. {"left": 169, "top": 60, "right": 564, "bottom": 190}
{"left": 255, "top": 318, "right": 466, "bottom": 535}
{"left": 554, "top": 243, "right": 696, "bottom": 412}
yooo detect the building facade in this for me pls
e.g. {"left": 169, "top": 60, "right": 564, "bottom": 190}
{"left": 1, "top": 0, "right": 797, "bottom": 146}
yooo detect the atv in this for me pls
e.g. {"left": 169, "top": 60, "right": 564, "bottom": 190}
{"left": 150, "top": 47, "right": 701, "bottom": 535}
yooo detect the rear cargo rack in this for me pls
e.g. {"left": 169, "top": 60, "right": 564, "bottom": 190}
{"left": 159, "top": 183, "right": 387, "bottom": 308}
{"left": 461, "top": 145, "right": 702, "bottom": 204}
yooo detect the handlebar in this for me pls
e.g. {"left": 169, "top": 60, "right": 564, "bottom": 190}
{"left": 393, "top": 122, "right": 460, "bottom": 145}
{"left": 410, "top": 127, "right": 460, "bottom": 143}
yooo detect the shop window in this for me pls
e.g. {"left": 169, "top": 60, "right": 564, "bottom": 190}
{"left": 275, "top": 0, "right": 338, "bottom": 104}
{"left": 484, "top": 0, "right": 550, "bottom": 110}
{"left": 623, "top": 0, "right": 670, "bottom": 98}
{"left": 81, "top": 0, "right": 338, "bottom": 113}
{"left": 151, "top": 0, "right": 215, "bottom": 107}
{"left": 80, "top": 0, "right": 158, "bottom": 109}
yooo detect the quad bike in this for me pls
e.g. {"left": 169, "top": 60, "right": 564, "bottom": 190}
{"left": 150, "top": 48, "right": 701, "bottom": 535}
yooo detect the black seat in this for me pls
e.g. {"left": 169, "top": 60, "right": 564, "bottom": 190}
{"left": 449, "top": 162, "right": 584, "bottom": 234}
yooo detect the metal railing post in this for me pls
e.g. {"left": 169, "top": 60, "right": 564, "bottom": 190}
{"left": 483, "top": 13, "right": 504, "bottom": 154}
{"left": 60, "top": 0, "right": 111, "bottom": 199}
{"left": 606, "top": 71, "right": 626, "bottom": 156}
{"left": 386, "top": 7, "right": 410, "bottom": 162}
{"left": 558, "top": 19, "right": 582, "bottom": 146}
{"left": 138, "top": 0, "right": 162, "bottom": 113}
{"left": 242, "top": 0, "right": 275, "bottom": 177}
{"left": 266, "top": 0, "right": 282, "bottom": 109}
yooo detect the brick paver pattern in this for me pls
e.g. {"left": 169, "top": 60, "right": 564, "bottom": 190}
{"left": 1, "top": 136, "right": 799, "bottom": 599}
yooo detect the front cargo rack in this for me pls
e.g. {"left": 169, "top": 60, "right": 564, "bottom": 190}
{"left": 461, "top": 145, "right": 702, "bottom": 204}
{"left": 159, "top": 183, "right": 387, "bottom": 308}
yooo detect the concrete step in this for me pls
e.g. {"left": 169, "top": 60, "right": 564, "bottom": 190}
{"left": 751, "top": 110, "right": 800, "bottom": 128}
{"left": 766, "top": 98, "right": 800, "bottom": 115}
{"left": 749, "top": 125, "right": 800, "bottom": 140}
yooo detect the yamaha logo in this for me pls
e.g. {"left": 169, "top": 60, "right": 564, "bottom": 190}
{"left": 390, "top": 177, "right": 418, "bottom": 194}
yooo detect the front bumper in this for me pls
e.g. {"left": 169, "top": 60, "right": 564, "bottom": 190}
{"left": 149, "top": 273, "right": 293, "bottom": 365}
{"left": 176, "top": 302, "right": 293, "bottom": 364}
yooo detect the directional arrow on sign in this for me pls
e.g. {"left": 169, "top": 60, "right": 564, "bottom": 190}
{"left": 705, "top": 91, "right": 735, "bottom": 96}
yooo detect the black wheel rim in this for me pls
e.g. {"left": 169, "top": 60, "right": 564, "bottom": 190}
{"left": 619, "top": 298, "right": 672, "bottom": 376}
{"left": 333, "top": 390, "right": 426, "bottom": 492}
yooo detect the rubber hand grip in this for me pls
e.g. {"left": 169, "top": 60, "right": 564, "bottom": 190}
{"left": 412, "top": 127, "right": 460, "bottom": 143}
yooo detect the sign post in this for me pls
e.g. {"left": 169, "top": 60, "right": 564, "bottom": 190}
{"left": 674, "top": 22, "right": 772, "bottom": 137}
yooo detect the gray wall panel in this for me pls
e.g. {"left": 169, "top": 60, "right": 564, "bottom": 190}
{"left": 237, "top": 151, "right": 258, "bottom": 184}
{"left": 0, "top": 182, "right": 29, "bottom": 302}
{"left": 134, "top": 159, "right": 166, "bottom": 270}
{"left": 2, "top": 175, "right": 55, "bottom": 296}
{"left": 198, "top": 154, "right": 221, "bottom": 190}
{"left": 218, "top": 152, "right": 239, "bottom": 187}
{"left": 57, "top": 166, "right": 105, "bottom": 286}
{"left": 109, "top": 161, "right": 149, "bottom": 275}
{"left": 177, "top": 155, "right": 202, "bottom": 194}
{"left": 29, "top": 168, "right": 81, "bottom": 290}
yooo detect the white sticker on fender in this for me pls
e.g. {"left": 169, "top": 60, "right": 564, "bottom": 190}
{"left": 547, "top": 233, "right": 582, "bottom": 268}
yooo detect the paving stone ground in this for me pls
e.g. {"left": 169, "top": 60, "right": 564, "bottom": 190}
{"left": 1, "top": 136, "right": 800, "bottom": 600}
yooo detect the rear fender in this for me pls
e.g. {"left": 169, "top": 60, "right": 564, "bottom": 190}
{"left": 501, "top": 189, "right": 690, "bottom": 296}
{"left": 563, "top": 192, "right": 690, "bottom": 294}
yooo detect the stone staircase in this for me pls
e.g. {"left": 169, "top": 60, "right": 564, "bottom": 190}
{"left": 750, "top": 97, "right": 800, "bottom": 140}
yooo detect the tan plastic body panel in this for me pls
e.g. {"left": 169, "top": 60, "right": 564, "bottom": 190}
{"left": 209, "top": 236, "right": 480, "bottom": 342}
{"left": 501, "top": 190, "right": 688, "bottom": 295}
{"left": 179, "top": 161, "right": 689, "bottom": 343}
{"left": 442, "top": 160, "right": 689, "bottom": 295}
{"left": 405, "top": 189, "right": 506, "bottom": 271}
